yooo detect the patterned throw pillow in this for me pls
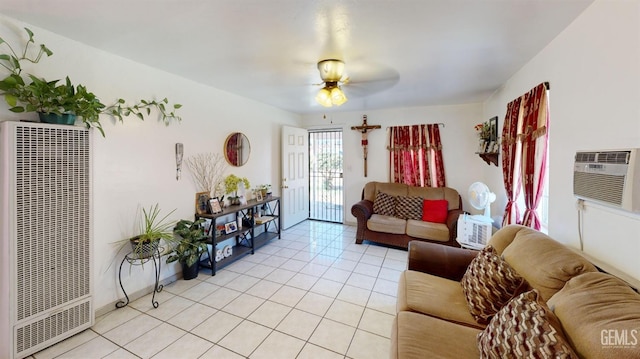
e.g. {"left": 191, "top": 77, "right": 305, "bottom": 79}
{"left": 461, "top": 245, "right": 527, "bottom": 324}
{"left": 477, "top": 289, "right": 578, "bottom": 359}
{"left": 373, "top": 191, "right": 396, "bottom": 217}
{"left": 395, "top": 196, "right": 423, "bottom": 220}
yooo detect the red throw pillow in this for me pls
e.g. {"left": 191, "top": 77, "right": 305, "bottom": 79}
{"left": 422, "top": 199, "right": 448, "bottom": 223}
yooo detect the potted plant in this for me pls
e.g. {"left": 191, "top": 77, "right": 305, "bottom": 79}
{"left": 224, "top": 174, "right": 250, "bottom": 205}
{"left": 0, "top": 27, "right": 181, "bottom": 136}
{"left": 129, "top": 203, "right": 177, "bottom": 258}
{"left": 256, "top": 184, "right": 271, "bottom": 198}
{"left": 167, "top": 219, "right": 209, "bottom": 280}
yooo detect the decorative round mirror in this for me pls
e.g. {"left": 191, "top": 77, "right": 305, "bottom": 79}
{"left": 224, "top": 132, "right": 250, "bottom": 167}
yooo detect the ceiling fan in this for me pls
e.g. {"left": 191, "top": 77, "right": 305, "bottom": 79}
{"left": 315, "top": 59, "right": 349, "bottom": 107}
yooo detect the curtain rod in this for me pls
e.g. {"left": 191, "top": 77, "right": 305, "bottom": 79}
{"left": 387, "top": 123, "right": 445, "bottom": 129}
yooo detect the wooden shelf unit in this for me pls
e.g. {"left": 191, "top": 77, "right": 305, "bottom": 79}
{"left": 196, "top": 196, "right": 280, "bottom": 275}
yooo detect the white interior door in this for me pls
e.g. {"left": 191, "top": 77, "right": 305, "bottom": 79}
{"left": 281, "top": 126, "right": 309, "bottom": 229}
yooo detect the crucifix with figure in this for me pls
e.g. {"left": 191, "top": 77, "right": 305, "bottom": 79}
{"left": 351, "top": 115, "right": 381, "bottom": 177}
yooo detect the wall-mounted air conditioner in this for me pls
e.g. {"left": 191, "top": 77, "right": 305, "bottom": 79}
{"left": 573, "top": 149, "right": 640, "bottom": 213}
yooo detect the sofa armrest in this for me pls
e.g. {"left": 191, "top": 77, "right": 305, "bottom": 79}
{"left": 445, "top": 209, "right": 465, "bottom": 242}
{"left": 407, "top": 240, "right": 478, "bottom": 281}
{"left": 351, "top": 199, "right": 374, "bottom": 243}
{"left": 351, "top": 199, "right": 373, "bottom": 221}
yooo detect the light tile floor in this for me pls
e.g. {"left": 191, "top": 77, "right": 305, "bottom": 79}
{"left": 30, "top": 220, "right": 408, "bottom": 359}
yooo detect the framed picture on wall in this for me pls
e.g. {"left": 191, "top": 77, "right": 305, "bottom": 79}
{"left": 489, "top": 116, "right": 498, "bottom": 142}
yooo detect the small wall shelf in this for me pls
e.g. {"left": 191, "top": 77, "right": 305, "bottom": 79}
{"left": 477, "top": 152, "right": 499, "bottom": 166}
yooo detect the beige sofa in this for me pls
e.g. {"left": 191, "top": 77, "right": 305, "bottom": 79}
{"left": 392, "top": 225, "right": 640, "bottom": 358}
{"left": 351, "top": 181, "right": 464, "bottom": 248}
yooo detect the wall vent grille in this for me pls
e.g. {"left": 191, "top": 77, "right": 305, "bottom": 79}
{"left": 15, "top": 299, "right": 91, "bottom": 357}
{"left": 1, "top": 122, "right": 92, "bottom": 359}
{"left": 15, "top": 126, "right": 91, "bottom": 321}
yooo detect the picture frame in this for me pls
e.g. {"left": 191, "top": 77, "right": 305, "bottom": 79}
{"left": 225, "top": 221, "right": 237, "bottom": 233}
{"left": 195, "top": 192, "right": 209, "bottom": 215}
{"left": 208, "top": 198, "right": 223, "bottom": 214}
{"left": 487, "top": 140, "right": 496, "bottom": 154}
{"left": 255, "top": 191, "right": 264, "bottom": 202}
{"left": 488, "top": 116, "right": 498, "bottom": 142}
{"left": 477, "top": 140, "right": 488, "bottom": 153}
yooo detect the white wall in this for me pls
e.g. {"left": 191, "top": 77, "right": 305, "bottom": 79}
{"left": 301, "top": 104, "right": 489, "bottom": 224}
{"left": 482, "top": 0, "right": 640, "bottom": 281}
{"left": 0, "top": 15, "right": 301, "bottom": 312}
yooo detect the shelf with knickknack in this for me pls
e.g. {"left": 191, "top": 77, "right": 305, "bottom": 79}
{"left": 475, "top": 116, "right": 500, "bottom": 166}
{"left": 195, "top": 196, "right": 280, "bottom": 275}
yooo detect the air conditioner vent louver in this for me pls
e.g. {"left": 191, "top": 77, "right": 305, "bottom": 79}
{"left": 598, "top": 151, "right": 629, "bottom": 164}
{"left": 573, "top": 149, "right": 639, "bottom": 212}
{"left": 575, "top": 152, "right": 596, "bottom": 163}
{"left": 576, "top": 151, "right": 630, "bottom": 164}
{"left": 456, "top": 215, "right": 491, "bottom": 250}
{"left": 573, "top": 172, "right": 625, "bottom": 205}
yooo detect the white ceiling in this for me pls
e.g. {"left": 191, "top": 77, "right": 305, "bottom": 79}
{"left": 0, "top": 0, "right": 594, "bottom": 115}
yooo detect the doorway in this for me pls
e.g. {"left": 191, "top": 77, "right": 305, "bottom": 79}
{"left": 309, "top": 130, "right": 344, "bottom": 223}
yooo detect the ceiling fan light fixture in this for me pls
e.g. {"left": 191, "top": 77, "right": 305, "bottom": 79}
{"left": 317, "top": 59, "right": 345, "bottom": 82}
{"left": 330, "top": 86, "right": 347, "bottom": 106}
{"left": 315, "top": 87, "right": 333, "bottom": 107}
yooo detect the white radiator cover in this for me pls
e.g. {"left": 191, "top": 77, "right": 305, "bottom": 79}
{"left": 1, "top": 121, "right": 93, "bottom": 359}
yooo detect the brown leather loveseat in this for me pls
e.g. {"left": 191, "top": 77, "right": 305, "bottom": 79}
{"left": 351, "top": 181, "right": 464, "bottom": 248}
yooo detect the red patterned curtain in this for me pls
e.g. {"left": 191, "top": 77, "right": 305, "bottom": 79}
{"left": 501, "top": 97, "right": 523, "bottom": 226}
{"left": 388, "top": 124, "right": 445, "bottom": 187}
{"left": 520, "top": 84, "right": 549, "bottom": 229}
{"left": 427, "top": 124, "right": 446, "bottom": 187}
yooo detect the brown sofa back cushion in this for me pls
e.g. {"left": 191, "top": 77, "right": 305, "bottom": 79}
{"left": 548, "top": 272, "right": 640, "bottom": 359}
{"left": 363, "top": 181, "right": 461, "bottom": 210}
{"left": 489, "top": 225, "right": 598, "bottom": 301}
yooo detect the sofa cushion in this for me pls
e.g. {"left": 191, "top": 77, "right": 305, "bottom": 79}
{"left": 391, "top": 311, "right": 481, "bottom": 359}
{"left": 477, "top": 289, "right": 578, "bottom": 358}
{"left": 408, "top": 186, "right": 461, "bottom": 210}
{"left": 547, "top": 272, "right": 640, "bottom": 359}
{"left": 461, "top": 245, "right": 527, "bottom": 324}
{"left": 397, "top": 270, "right": 483, "bottom": 328}
{"left": 367, "top": 214, "right": 406, "bottom": 234}
{"left": 499, "top": 226, "right": 598, "bottom": 301}
{"left": 395, "top": 196, "right": 423, "bottom": 220}
{"left": 422, "top": 199, "right": 448, "bottom": 223}
{"left": 406, "top": 220, "right": 449, "bottom": 242}
{"left": 364, "top": 182, "right": 408, "bottom": 202}
{"left": 373, "top": 191, "right": 396, "bottom": 216}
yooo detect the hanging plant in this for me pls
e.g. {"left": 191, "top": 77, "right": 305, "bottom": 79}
{"left": 0, "top": 27, "right": 182, "bottom": 136}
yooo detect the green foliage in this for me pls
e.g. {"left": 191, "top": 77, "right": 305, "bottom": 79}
{"left": 316, "top": 152, "right": 343, "bottom": 190}
{"left": 129, "top": 203, "right": 177, "bottom": 256}
{"left": 136, "top": 203, "right": 177, "bottom": 243}
{"left": 224, "top": 174, "right": 250, "bottom": 196}
{"left": 167, "top": 219, "right": 209, "bottom": 267}
{"left": 0, "top": 27, "right": 182, "bottom": 137}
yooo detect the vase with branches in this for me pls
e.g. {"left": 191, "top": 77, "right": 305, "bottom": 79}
{"left": 185, "top": 152, "right": 228, "bottom": 200}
